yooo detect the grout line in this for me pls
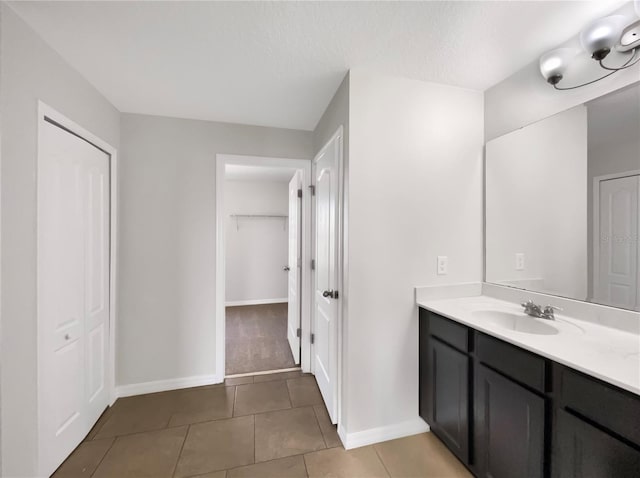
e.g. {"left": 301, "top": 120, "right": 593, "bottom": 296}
{"left": 232, "top": 385, "right": 238, "bottom": 417}
{"left": 312, "top": 406, "right": 328, "bottom": 449}
{"left": 170, "top": 424, "right": 190, "bottom": 478}
{"left": 372, "top": 444, "right": 392, "bottom": 478}
{"left": 302, "top": 453, "right": 311, "bottom": 478}
{"left": 93, "top": 422, "right": 190, "bottom": 442}
{"left": 89, "top": 436, "right": 117, "bottom": 477}
{"left": 253, "top": 414, "right": 256, "bottom": 465}
{"left": 285, "top": 379, "right": 294, "bottom": 408}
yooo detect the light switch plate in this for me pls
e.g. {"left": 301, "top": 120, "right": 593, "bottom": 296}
{"left": 437, "top": 256, "right": 448, "bottom": 275}
{"left": 515, "top": 253, "right": 525, "bottom": 271}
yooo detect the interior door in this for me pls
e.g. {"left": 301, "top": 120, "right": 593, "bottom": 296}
{"left": 596, "top": 174, "right": 639, "bottom": 310}
{"left": 39, "top": 120, "right": 110, "bottom": 476}
{"left": 287, "top": 171, "right": 302, "bottom": 363}
{"left": 313, "top": 131, "right": 341, "bottom": 424}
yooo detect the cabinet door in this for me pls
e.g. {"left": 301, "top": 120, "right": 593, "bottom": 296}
{"left": 475, "top": 364, "right": 545, "bottom": 478}
{"left": 553, "top": 409, "right": 640, "bottom": 478}
{"left": 428, "top": 338, "right": 469, "bottom": 463}
{"left": 418, "top": 309, "right": 432, "bottom": 424}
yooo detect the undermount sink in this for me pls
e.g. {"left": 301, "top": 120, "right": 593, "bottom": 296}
{"left": 473, "top": 310, "right": 559, "bottom": 335}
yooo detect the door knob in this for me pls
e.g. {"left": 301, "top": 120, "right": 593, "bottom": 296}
{"left": 322, "top": 290, "right": 338, "bottom": 299}
{"left": 283, "top": 266, "right": 290, "bottom": 271}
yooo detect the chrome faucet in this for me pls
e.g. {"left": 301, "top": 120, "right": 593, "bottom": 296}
{"left": 521, "top": 300, "right": 562, "bottom": 320}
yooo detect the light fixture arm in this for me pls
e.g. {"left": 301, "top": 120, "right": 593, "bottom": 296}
{"left": 598, "top": 47, "right": 640, "bottom": 70}
{"left": 552, "top": 48, "right": 638, "bottom": 90}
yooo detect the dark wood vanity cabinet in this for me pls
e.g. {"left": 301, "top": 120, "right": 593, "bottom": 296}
{"left": 418, "top": 307, "right": 640, "bottom": 478}
{"left": 475, "top": 364, "right": 545, "bottom": 478}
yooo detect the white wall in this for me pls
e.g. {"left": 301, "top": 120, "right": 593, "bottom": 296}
{"left": 346, "top": 70, "right": 484, "bottom": 435}
{"left": 486, "top": 106, "right": 588, "bottom": 300}
{"left": 0, "top": 5, "right": 121, "bottom": 476}
{"left": 118, "top": 113, "right": 312, "bottom": 388}
{"left": 225, "top": 180, "right": 289, "bottom": 304}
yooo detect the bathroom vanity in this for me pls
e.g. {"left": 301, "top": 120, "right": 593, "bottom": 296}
{"left": 417, "top": 296, "right": 640, "bottom": 478}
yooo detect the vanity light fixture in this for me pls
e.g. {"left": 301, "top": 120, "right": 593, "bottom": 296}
{"left": 539, "top": 9, "right": 640, "bottom": 90}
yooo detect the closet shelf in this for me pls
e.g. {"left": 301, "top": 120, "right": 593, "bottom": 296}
{"left": 230, "top": 214, "right": 288, "bottom": 230}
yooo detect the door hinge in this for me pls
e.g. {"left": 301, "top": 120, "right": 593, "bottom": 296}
{"left": 309, "top": 185, "right": 315, "bottom": 196}
{"left": 311, "top": 333, "right": 315, "bottom": 345}
{"left": 311, "top": 259, "right": 315, "bottom": 270}
{"left": 296, "top": 328, "right": 301, "bottom": 338}
{"left": 297, "top": 188, "right": 302, "bottom": 198}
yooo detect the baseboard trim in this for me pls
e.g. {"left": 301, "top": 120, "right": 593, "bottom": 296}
{"left": 116, "top": 374, "right": 224, "bottom": 398}
{"left": 339, "top": 417, "right": 430, "bottom": 450}
{"left": 225, "top": 298, "right": 288, "bottom": 307}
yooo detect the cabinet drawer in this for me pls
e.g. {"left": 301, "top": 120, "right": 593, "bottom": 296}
{"left": 476, "top": 333, "right": 547, "bottom": 392}
{"left": 427, "top": 311, "right": 469, "bottom": 353}
{"left": 556, "top": 365, "right": 640, "bottom": 446}
{"left": 553, "top": 409, "right": 640, "bottom": 478}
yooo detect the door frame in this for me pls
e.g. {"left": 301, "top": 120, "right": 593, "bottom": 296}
{"left": 592, "top": 169, "right": 640, "bottom": 306}
{"left": 36, "top": 102, "right": 119, "bottom": 474}
{"left": 311, "top": 125, "right": 345, "bottom": 426}
{"left": 215, "top": 154, "right": 312, "bottom": 377}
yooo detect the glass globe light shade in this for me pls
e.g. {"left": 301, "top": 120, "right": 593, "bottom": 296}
{"left": 539, "top": 48, "right": 579, "bottom": 85}
{"left": 580, "top": 15, "right": 627, "bottom": 60}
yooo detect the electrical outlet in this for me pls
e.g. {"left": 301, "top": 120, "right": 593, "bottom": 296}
{"left": 515, "top": 253, "right": 525, "bottom": 271}
{"left": 437, "top": 256, "right": 448, "bottom": 275}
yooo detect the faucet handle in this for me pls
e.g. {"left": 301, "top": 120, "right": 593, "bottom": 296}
{"left": 521, "top": 299, "right": 536, "bottom": 309}
{"left": 543, "top": 305, "right": 563, "bottom": 312}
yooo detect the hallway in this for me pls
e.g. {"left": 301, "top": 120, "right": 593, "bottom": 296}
{"left": 226, "top": 304, "right": 297, "bottom": 375}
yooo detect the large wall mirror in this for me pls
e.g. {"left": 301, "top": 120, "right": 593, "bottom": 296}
{"left": 485, "top": 82, "right": 640, "bottom": 311}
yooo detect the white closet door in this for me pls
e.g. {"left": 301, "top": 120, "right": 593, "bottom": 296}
{"left": 38, "top": 121, "right": 110, "bottom": 476}
{"left": 287, "top": 171, "right": 302, "bottom": 363}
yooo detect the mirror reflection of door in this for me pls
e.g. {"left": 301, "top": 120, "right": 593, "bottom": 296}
{"left": 594, "top": 174, "right": 640, "bottom": 311}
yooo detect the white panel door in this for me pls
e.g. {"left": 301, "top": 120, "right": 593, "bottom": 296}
{"left": 313, "top": 132, "right": 341, "bottom": 424}
{"left": 596, "top": 175, "right": 639, "bottom": 310}
{"left": 287, "top": 171, "right": 302, "bottom": 363}
{"left": 39, "top": 121, "right": 110, "bottom": 476}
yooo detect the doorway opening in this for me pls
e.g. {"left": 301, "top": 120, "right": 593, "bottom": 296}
{"left": 216, "top": 155, "right": 312, "bottom": 378}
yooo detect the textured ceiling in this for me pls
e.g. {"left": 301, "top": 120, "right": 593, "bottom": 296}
{"left": 8, "top": 1, "right": 628, "bottom": 130}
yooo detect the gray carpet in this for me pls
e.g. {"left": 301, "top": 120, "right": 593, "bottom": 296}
{"left": 225, "top": 303, "right": 297, "bottom": 375}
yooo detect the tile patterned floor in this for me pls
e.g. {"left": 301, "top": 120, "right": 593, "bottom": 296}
{"left": 53, "top": 371, "right": 471, "bottom": 478}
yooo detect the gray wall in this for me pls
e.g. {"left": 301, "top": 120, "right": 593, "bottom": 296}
{"left": 0, "top": 5, "right": 121, "bottom": 476}
{"left": 118, "top": 113, "right": 312, "bottom": 387}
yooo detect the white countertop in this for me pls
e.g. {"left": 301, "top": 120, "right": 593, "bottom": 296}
{"left": 417, "top": 295, "right": 640, "bottom": 396}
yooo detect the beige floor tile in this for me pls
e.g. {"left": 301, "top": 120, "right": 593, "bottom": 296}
{"left": 92, "top": 426, "right": 187, "bottom": 478}
{"left": 85, "top": 407, "right": 113, "bottom": 441}
{"left": 253, "top": 371, "right": 303, "bottom": 383}
{"left": 93, "top": 393, "right": 173, "bottom": 439}
{"left": 226, "top": 376, "right": 254, "bottom": 385}
{"left": 52, "top": 437, "right": 114, "bottom": 478}
{"left": 234, "top": 381, "right": 292, "bottom": 416}
{"left": 227, "top": 455, "right": 308, "bottom": 478}
{"left": 312, "top": 405, "right": 342, "bottom": 448}
{"left": 287, "top": 377, "right": 323, "bottom": 408}
{"left": 190, "top": 471, "right": 227, "bottom": 478}
{"left": 255, "top": 406, "right": 326, "bottom": 462}
{"left": 304, "top": 446, "right": 389, "bottom": 478}
{"left": 168, "top": 386, "right": 235, "bottom": 426}
{"left": 174, "top": 415, "right": 255, "bottom": 477}
{"left": 374, "top": 433, "right": 472, "bottom": 478}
